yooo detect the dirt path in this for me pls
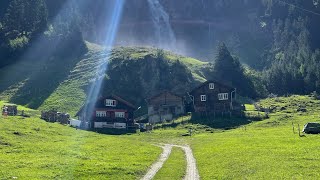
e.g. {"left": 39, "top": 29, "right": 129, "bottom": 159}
{"left": 141, "top": 144, "right": 200, "bottom": 180}
{"left": 179, "top": 145, "right": 200, "bottom": 180}
{"left": 141, "top": 144, "right": 173, "bottom": 180}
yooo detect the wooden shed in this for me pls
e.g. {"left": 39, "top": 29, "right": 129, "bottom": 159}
{"left": 147, "top": 91, "right": 185, "bottom": 124}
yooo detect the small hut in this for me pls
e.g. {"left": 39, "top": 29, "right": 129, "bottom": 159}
{"left": 2, "top": 105, "right": 18, "bottom": 116}
{"left": 41, "top": 110, "right": 70, "bottom": 124}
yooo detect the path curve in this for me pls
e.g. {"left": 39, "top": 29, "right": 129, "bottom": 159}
{"left": 141, "top": 144, "right": 200, "bottom": 180}
{"left": 141, "top": 144, "right": 173, "bottom": 180}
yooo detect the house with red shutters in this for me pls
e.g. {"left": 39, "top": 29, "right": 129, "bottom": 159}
{"left": 76, "top": 95, "right": 136, "bottom": 129}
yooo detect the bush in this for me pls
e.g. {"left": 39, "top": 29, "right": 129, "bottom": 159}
{"left": 8, "top": 36, "right": 29, "bottom": 51}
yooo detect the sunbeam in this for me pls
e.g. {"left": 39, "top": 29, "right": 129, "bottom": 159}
{"left": 82, "top": 0, "right": 125, "bottom": 128}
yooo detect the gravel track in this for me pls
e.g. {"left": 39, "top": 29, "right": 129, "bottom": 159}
{"left": 141, "top": 144, "right": 200, "bottom": 180}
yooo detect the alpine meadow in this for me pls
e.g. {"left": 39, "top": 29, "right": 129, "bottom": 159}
{"left": 1, "top": 0, "right": 320, "bottom": 179}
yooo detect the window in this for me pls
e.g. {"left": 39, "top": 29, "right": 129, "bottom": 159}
{"left": 96, "top": 111, "right": 106, "bottom": 117}
{"left": 209, "top": 83, "right": 214, "bottom": 89}
{"left": 115, "top": 112, "right": 125, "bottom": 118}
{"left": 218, "top": 93, "right": 229, "bottom": 100}
{"left": 105, "top": 99, "right": 116, "bottom": 107}
{"left": 201, "top": 95, "right": 206, "bottom": 102}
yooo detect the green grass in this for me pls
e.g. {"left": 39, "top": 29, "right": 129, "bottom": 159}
{"left": 190, "top": 95, "right": 320, "bottom": 179}
{"left": 245, "top": 104, "right": 256, "bottom": 111}
{"left": 154, "top": 147, "right": 186, "bottom": 180}
{"left": 111, "top": 46, "right": 208, "bottom": 82}
{"left": 2, "top": 95, "right": 320, "bottom": 179}
{"left": 0, "top": 102, "right": 161, "bottom": 179}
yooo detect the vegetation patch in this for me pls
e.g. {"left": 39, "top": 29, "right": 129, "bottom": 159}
{"left": 154, "top": 147, "right": 186, "bottom": 180}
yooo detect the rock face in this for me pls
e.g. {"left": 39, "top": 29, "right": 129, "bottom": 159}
{"left": 101, "top": 53, "right": 199, "bottom": 105}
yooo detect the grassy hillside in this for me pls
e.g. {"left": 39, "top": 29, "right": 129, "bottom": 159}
{"left": 0, "top": 101, "right": 161, "bottom": 179}
{"left": 0, "top": 43, "right": 208, "bottom": 116}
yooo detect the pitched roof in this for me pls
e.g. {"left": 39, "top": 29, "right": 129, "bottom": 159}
{"left": 75, "top": 94, "right": 136, "bottom": 116}
{"left": 108, "top": 94, "right": 136, "bottom": 109}
{"left": 147, "top": 90, "right": 183, "bottom": 102}
{"left": 189, "top": 80, "right": 235, "bottom": 94}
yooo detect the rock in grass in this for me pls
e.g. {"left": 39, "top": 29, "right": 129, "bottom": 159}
{"left": 13, "top": 132, "right": 22, "bottom": 136}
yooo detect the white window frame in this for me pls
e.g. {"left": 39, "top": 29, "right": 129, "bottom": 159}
{"left": 209, "top": 83, "right": 215, "bottom": 89}
{"left": 105, "top": 99, "right": 116, "bottom": 107}
{"left": 96, "top": 111, "right": 106, "bottom": 117}
{"left": 115, "top": 112, "right": 125, "bottom": 118}
{"left": 200, "top": 95, "right": 207, "bottom": 102}
{"left": 218, "top": 93, "right": 229, "bottom": 100}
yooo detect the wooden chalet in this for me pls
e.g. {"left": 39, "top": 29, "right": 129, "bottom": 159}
{"left": 189, "top": 80, "right": 239, "bottom": 117}
{"left": 76, "top": 95, "right": 136, "bottom": 129}
{"left": 147, "top": 91, "right": 185, "bottom": 124}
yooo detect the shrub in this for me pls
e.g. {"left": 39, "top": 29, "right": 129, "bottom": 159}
{"left": 8, "top": 35, "right": 29, "bottom": 51}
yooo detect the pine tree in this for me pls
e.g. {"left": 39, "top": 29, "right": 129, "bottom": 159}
{"left": 212, "top": 43, "right": 255, "bottom": 97}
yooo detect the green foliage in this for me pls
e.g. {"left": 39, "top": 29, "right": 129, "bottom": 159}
{"left": 210, "top": 43, "right": 256, "bottom": 97}
{"left": 8, "top": 36, "right": 29, "bottom": 50}
{"left": 0, "top": 0, "right": 48, "bottom": 67}
{"left": 244, "top": 67, "right": 268, "bottom": 98}
{"left": 262, "top": 16, "right": 320, "bottom": 95}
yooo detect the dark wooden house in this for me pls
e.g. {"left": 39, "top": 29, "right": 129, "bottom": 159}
{"left": 189, "top": 80, "right": 238, "bottom": 116}
{"left": 147, "top": 91, "right": 185, "bottom": 124}
{"left": 76, "top": 95, "right": 136, "bottom": 129}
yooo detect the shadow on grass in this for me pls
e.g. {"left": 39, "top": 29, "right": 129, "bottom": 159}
{"left": 9, "top": 53, "right": 84, "bottom": 109}
{"left": 93, "top": 128, "right": 138, "bottom": 135}
{"left": 190, "top": 115, "right": 268, "bottom": 130}
{"left": 153, "top": 119, "right": 190, "bottom": 130}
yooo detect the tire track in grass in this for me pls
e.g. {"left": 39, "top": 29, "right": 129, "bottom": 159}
{"left": 141, "top": 144, "right": 200, "bottom": 180}
{"left": 179, "top": 145, "right": 200, "bottom": 180}
{"left": 153, "top": 147, "right": 186, "bottom": 180}
{"left": 141, "top": 144, "right": 173, "bottom": 180}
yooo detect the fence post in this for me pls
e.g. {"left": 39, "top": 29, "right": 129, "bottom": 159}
{"left": 292, "top": 122, "right": 295, "bottom": 134}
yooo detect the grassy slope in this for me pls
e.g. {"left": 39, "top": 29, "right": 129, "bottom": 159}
{"left": 154, "top": 147, "right": 186, "bottom": 180}
{"left": 0, "top": 101, "right": 161, "bottom": 180}
{"left": 191, "top": 95, "right": 320, "bottom": 179}
{"left": 39, "top": 42, "right": 109, "bottom": 116}
{"left": 0, "top": 44, "right": 208, "bottom": 116}
{"left": 111, "top": 46, "right": 208, "bottom": 83}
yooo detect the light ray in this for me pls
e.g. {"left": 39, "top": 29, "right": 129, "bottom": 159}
{"left": 82, "top": 0, "right": 125, "bottom": 127}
